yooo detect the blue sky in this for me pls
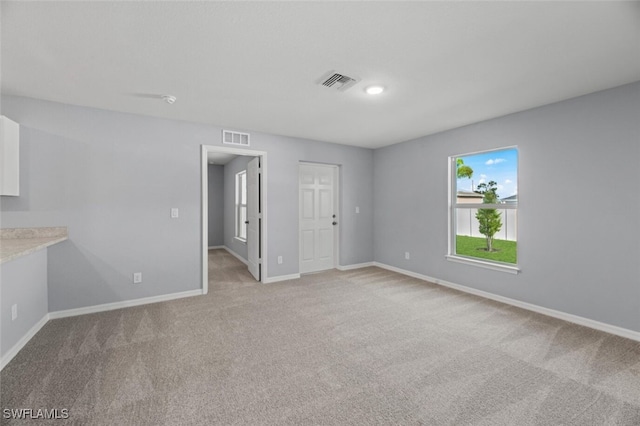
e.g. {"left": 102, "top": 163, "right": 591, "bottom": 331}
{"left": 456, "top": 148, "right": 518, "bottom": 198}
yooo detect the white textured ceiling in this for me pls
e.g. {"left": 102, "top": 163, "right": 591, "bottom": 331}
{"left": 2, "top": 2, "right": 639, "bottom": 148}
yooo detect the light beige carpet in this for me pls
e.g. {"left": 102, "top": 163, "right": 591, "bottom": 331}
{"left": 1, "top": 249, "right": 639, "bottom": 425}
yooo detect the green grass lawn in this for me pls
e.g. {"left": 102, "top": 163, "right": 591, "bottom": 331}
{"left": 456, "top": 235, "right": 517, "bottom": 264}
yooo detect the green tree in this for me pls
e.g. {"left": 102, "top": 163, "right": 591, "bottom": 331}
{"left": 456, "top": 158, "right": 473, "bottom": 179}
{"left": 475, "top": 181, "right": 502, "bottom": 252}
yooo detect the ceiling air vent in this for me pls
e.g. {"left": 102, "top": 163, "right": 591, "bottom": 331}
{"left": 318, "top": 70, "right": 359, "bottom": 92}
{"left": 222, "top": 130, "right": 250, "bottom": 147}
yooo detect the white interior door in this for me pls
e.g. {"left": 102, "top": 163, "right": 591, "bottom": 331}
{"left": 299, "top": 163, "right": 337, "bottom": 274}
{"left": 247, "top": 157, "right": 261, "bottom": 280}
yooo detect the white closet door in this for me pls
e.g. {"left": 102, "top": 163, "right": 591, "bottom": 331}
{"left": 299, "top": 163, "right": 336, "bottom": 274}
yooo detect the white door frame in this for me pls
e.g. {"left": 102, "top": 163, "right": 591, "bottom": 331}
{"left": 201, "top": 145, "right": 268, "bottom": 293}
{"left": 298, "top": 162, "right": 340, "bottom": 273}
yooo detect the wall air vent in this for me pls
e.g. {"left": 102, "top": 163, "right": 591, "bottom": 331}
{"left": 222, "top": 130, "right": 250, "bottom": 147}
{"left": 317, "top": 70, "right": 359, "bottom": 92}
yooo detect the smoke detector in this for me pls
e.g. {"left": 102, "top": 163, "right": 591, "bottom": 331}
{"left": 317, "top": 70, "right": 359, "bottom": 92}
{"left": 162, "top": 95, "right": 176, "bottom": 104}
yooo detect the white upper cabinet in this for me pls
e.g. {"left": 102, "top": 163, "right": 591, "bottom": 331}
{"left": 0, "top": 115, "right": 20, "bottom": 196}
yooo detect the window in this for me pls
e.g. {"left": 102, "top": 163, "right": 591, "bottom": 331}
{"left": 235, "top": 170, "right": 247, "bottom": 241}
{"left": 448, "top": 147, "right": 518, "bottom": 273}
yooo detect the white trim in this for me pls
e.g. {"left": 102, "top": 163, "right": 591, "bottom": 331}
{"left": 208, "top": 245, "right": 224, "bottom": 250}
{"left": 334, "top": 166, "right": 340, "bottom": 270}
{"left": 202, "top": 145, "right": 268, "bottom": 291}
{"left": 263, "top": 273, "right": 301, "bottom": 284}
{"left": 1, "top": 313, "right": 49, "bottom": 371}
{"left": 223, "top": 246, "right": 248, "bottom": 266}
{"left": 450, "top": 144, "right": 519, "bottom": 160}
{"left": 1, "top": 289, "right": 204, "bottom": 371}
{"left": 235, "top": 169, "right": 247, "bottom": 240}
{"left": 445, "top": 255, "right": 520, "bottom": 274}
{"left": 201, "top": 145, "right": 209, "bottom": 294}
{"left": 49, "top": 290, "right": 203, "bottom": 320}
{"left": 449, "top": 146, "right": 520, "bottom": 272}
{"left": 373, "top": 262, "right": 640, "bottom": 343}
{"left": 233, "top": 237, "right": 247, "bottom": 244}
{"left": 337, "top": 262, "right": 374, "bottom": 271}
{"left": 447, "top": 156, "right": 454, "bottom": 258}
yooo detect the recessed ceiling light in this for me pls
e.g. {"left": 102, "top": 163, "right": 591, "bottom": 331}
{"left": 365, "top": 85, "right": 384, "bottom": 95}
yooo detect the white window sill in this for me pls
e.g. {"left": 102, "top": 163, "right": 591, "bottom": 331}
{"left": 445, "top": 255, "right": 520, "bottom": 274}
{"left": 234, "top": 237, "right": 247, "bottom": 244}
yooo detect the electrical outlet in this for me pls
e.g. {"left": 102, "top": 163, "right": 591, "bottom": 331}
{"left": 11, "top": 304, "right": 17, "bottom": 321}
{"left": 404, "top": 252, "right": 410, "bottom": 260}
{"left": 133, "top": 272, "right": 143, "bottom": 284}
{"left": 277, "top": 256, "right": 283, "bottom": 264}
{"left": 170, "top": 208, "right": 179, "bottom": 218}
{"left": 355, "top": 206, "right": 360, "bottom": 214}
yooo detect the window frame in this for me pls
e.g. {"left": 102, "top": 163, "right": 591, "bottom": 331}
{"left": 235, "top": 170, "right": 247, "bottom": 242}
{"left": 447, "top": 146, "right": 520, "bottom": 274}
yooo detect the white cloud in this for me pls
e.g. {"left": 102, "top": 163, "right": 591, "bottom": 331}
{"left": 485, "top": 158, "right": 506, "bottom": 166}
{"left": 478, "top": 178, "right": 486, "bottom": 184}
{"left": 480, "top": 174, "right": 487, "bottom": 179}
{"left": 505, "top": 179, "right": 512, "bottom": 184}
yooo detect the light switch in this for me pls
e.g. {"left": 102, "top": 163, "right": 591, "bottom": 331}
{"left": 355, "top": 206, "right": 360, "bottom": 214}
{"left": 171, "top": 208, "right": 179, "bottom": 218}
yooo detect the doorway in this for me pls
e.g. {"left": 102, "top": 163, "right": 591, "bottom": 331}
{"left": 201, "top": 145, "right": 267, "bottom": 293}
{"left": 299, "top": 163, "right": 339, "bottom": 274}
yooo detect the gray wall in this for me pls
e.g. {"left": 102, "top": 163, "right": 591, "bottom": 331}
{"left": 258, "top": 134, "right": 375, "bottom": 272}
{"left": 0, "top": 95, "right": 374, "bottom": 311}
{"left": 373, "top": 82, "right": 640, "bottom": 332}
{"left": 1, "top": 83, "right": 637, "bottom": 333}
{"left": 223, "top": 156, "right": 253, "bottom": 261}
{"left": 207, "top": 164, "right": 224, "bottom": 247}
{"left": 1, "top": 249, "right": 48, "bottom": 359}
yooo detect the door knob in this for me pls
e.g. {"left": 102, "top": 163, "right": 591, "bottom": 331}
{"left": 245, "top": 221, "right": 249, "bottom": 224}
{"left": 332, "top": 221, "right": 337, "bottom": 226}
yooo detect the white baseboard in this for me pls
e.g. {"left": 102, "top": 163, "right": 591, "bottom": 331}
{"left": 49, "top": 289, "right": 203, "bottom": 319}
{"left": 373, "top": 262, "right": 640, "bottom": 343}
{"left": 1, "top": 313, "right": 50, "bottom": 371}
{"left": 337, "top": 262, "right": 374, "bottom": 271}
{"left": 263, "top": 262, "right": 374, "bottom": 283}
{"left": 1, "top": 289, "right": 204, "bottom": 371}
{"left": 263, "top": 273, "right": 300, "bottom": 284}
{"left": 208, "top": 245, "right": 224, "bottom": 250}
{"left": 223, "top": 246, "right": 248, "bottom": 265}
